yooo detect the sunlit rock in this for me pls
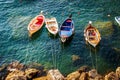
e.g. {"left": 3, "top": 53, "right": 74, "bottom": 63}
{"left": 33, "top": 76, "right": 48, "bottom": 80}
{"left": 116, "top": 67, "right": 120, "bottom": 78}
{"left": 78, "top": 66, "right": 91, "bottom": 73}
{"left": 25, "top": 68, "right": 40, "bottom": 79}
{"left": 94, "top": 74, "right": 104, "bottom": 80}
{"left": 5, "top": 70, "right": 26, "bottom": 80}
{"left": 66, "top": 71, "right": 80, "bottom": 80}
{"left": 79, "top": 72, "right": 88, "bottom": 80}
{"left": 7, "top": 61, "right": 25, "bottom": 72}
{"left": 47, "top": 69, "right": 64, "bottom": 80}
{"left": 88, "top": 69, "right": 98, "bottom": 78}
{"left": 105, "top": 71, "right": 118, "bottom": 80}
{"left": 93, "top": 21, "right": 113, "bottom": 37}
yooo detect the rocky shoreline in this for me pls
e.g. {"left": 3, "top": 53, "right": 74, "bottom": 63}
{"left": 0, "top": 61, "right": 120, "bottom": 80}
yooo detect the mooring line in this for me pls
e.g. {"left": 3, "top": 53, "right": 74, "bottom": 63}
{"left": 95, "top": 47, "right": 97, "bottom": 70}
{"left": 89, "top": 45, "right": 95, "bottom": 69}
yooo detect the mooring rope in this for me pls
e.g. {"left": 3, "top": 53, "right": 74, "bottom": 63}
{"left": 89, "top": 44, "right": 95, "bottom": 69}
{"left": 50, "top": 36, "right": 55, "bottom": 69}
{"left": 95, "top": 47, "right": 97, "bottom": 70}
{"left": 54, "top": 35, "right": 57, "bottom": 69}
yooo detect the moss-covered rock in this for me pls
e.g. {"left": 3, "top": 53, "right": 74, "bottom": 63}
{"left": 93, "top": 21, "right": 113, "bottom": 37}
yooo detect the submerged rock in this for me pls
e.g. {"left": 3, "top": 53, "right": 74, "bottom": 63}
{"left": 5, "top": 70, "right": 26, "bottom": 80}
{"left": 47, "top": 69, "right": 64, "bottom": 80}
{"left": 93, "top": 21, "right": 113, "bottom": 37}
{"left": 71, "top": 55, "right": 80, "bottom": 61}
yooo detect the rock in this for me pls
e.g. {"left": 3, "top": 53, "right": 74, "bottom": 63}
{"left": 79, "top": 72, "right": 88, "bottom": 80}
{"left": 72, "top": 55, "right": 80, "bottom": 61}
{"left": 88, "top": 69, "right": 98, "bottom": 78}
{"left": 7, "top": 61, "right": 25, "bottom": 72}
{"left": 25, "top": 68, "right": 40, "bottom": 79}
{"left": 78, "top": 66, "right": 91, "bottom": 73}
{"left": 47, "top": 69, "right": 64, "bottom": 80}
{"left": 5, "top": 70, "right": 26, "bottom": 80}
{"left": 113, "top": 48, "right": 120, "bottom": 54}
{"left": 116, "top": 67, "right": 120, "bottom": 78}
{"left": 66, "top": 71, "right": 80, "bottom": 80}
{"left": 0, "top": 64, "right": 8, "bottom": 80}
{"left": 33, "top": 76, "right": 48, "bottom": 80}
{"left": 95, "top": 74, "right": 104, "bottom": 80}
{"left": 105, "top": 71, "right": 119, "bottom": 80}
{"left": 27, "top": 62, "right": 43, "bottom": 70}
{"left": 27, "top": 62, "right": 46, "bottom": 76}
{"left": 93, "top": 21, "right": 113, "bottom": 37}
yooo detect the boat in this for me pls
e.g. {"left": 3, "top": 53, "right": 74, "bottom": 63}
{"left": 45, "top": 17, "right": 59, "bottom": 35}
{"left": 84, "top": 21, "right": 101, "bottom": 47}
{"left": 115, "top": 16, "right": 120, "bottom": 26}
{"left": 59, "top": 15, "right": 74, "bottom": 42}
{"left": 28, "top": 11, "right": 45, "bottom": 37}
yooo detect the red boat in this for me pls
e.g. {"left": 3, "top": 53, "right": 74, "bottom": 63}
{"left": 28, "top": 12, "right": 45, "bottom": 37}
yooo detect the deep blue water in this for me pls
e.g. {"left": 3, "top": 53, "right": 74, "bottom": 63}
{"left": 0, "top": 0, "right": 120, "bottom": 75}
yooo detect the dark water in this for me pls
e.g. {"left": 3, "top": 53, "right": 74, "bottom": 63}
{"left": 0, "top": 0, "right": 120, "bottom": 75}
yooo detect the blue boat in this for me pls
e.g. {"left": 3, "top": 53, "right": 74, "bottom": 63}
{"left": 59, "top": 16, "right": 74, "bottom": 42}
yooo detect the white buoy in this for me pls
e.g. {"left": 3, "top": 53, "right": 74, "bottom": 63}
{"left": 89, "top": 21, "right": 92, "bottom": 24}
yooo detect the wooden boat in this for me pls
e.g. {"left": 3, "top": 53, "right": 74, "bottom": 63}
{"left": 84, "top": 21, "right": 101, "bottom": 47}
{"left": 115, "top": 16, "right": 120, "bottom": 26}
{"left": 45, "top": 17, "right": 58, "bottom": 35}
{"left": 28, "top": 12, "right": 45, "bottom": 37}
{"left": 59, "top": 15, "right": 74, "bottom": 42}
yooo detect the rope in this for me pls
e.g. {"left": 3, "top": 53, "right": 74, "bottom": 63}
{"left": 54, "top": 35, "right": 57, "bottom": 69}
{"left": 89, "top": 44, "right": 95, "bottom": 69}
{"left": 58, "top": 40, "right": 64, "bottom": 70}
{"left": 51, "top": 36, "right": 55, "bottom": 69}
{"left": 95, "top": 47, "right": 97, "bottom": 70}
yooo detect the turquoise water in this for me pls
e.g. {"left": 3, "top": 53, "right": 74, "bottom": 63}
{"left": 0, "top": 0, "right": 120, "bottom": 75}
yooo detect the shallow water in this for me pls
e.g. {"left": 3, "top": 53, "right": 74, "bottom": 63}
{"left": 0, "top": 0, "right": 120, "bottom": 75}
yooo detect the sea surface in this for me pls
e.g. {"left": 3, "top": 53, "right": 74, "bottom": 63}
{"left": 0, "top": 0, "right": 120, "bottom": 75}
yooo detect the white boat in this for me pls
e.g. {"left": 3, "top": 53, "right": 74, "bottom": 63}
{"left": 45, "top": 17, "right": 59, "bottom": 35}
{"left": 84, "top": 21, "right": 101, "bottom": 47}
{"left": 115, "top": 16, "right": 120, "bottom": 26}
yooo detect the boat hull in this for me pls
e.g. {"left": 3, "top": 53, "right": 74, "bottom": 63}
{"left": 59, "top": 18, "right": 74, "bottom": 43}
{"left": 45, "top": 17, "right": 59, "bottom": 36}
{"left": 115, "top": 16, "right": 120, "bottom": 26}
{"left": 28, "top": 14, "right": 45, "bottom": 37}
{"left": 84, "top": 24, "right": 101, "bottom": 47}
